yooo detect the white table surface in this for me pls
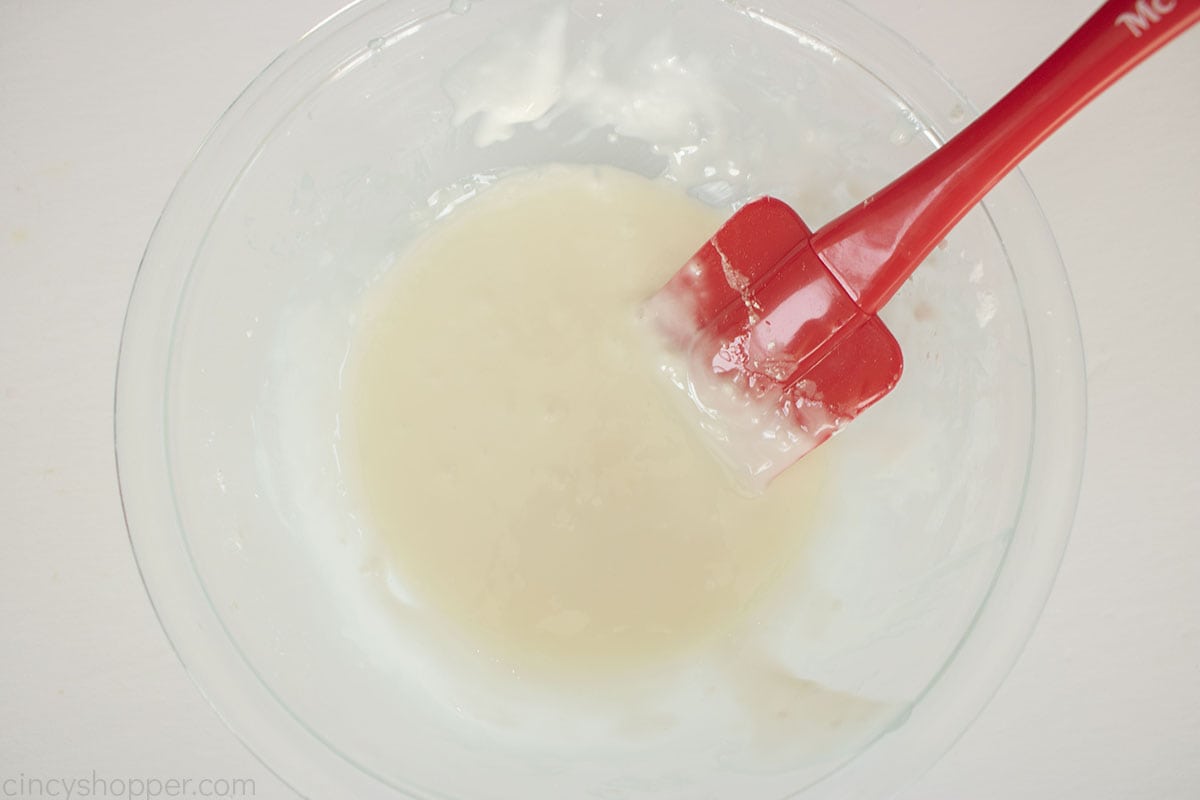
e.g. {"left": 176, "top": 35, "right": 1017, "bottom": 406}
{"left": 2, "top": 1, "right": 1198, "bottom": 798}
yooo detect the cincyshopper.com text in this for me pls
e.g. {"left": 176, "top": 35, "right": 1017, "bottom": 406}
{"left": 1, "top": 772, "right": 255, "bottom": 800}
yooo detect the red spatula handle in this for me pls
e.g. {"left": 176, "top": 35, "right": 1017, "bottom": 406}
{"left": 812, "top": 0, "right": 1200, "bottom": 314}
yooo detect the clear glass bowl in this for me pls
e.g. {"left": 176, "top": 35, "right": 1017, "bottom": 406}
{"left": 116, "top": 1, "right": 1086, "bottom": 797}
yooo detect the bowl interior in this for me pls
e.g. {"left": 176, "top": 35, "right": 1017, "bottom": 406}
{"left": 117, "top": 1, "right": 1085, "bottom": 798}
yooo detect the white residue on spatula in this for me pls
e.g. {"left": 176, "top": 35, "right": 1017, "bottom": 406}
{"left": 641, "top": 279, "right": 843, "bottom": 495}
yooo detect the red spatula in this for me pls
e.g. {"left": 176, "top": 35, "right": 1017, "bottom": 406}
{"left": 646, "top": 0, "right": 1199, "bottom": 487}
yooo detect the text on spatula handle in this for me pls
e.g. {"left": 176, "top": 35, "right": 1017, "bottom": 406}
{"left": 1118, "top": 0, "right": 1179, "bottom": 35}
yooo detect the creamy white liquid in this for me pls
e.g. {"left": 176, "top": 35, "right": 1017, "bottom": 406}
{"left": 346, "top": 164, "right": 832, "bottom": 676}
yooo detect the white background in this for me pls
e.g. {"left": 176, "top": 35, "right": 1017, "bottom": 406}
{"left": 1, "top": 0, "right": 1197, "bottom": 798}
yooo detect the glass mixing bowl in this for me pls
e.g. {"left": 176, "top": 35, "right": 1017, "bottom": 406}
{"left": 116, "top": 0, "right": 1086, "bottom": 797}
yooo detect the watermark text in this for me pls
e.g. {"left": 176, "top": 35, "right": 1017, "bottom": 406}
{"left": 1, "top": 771, "right": 255, "bottom": 800}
